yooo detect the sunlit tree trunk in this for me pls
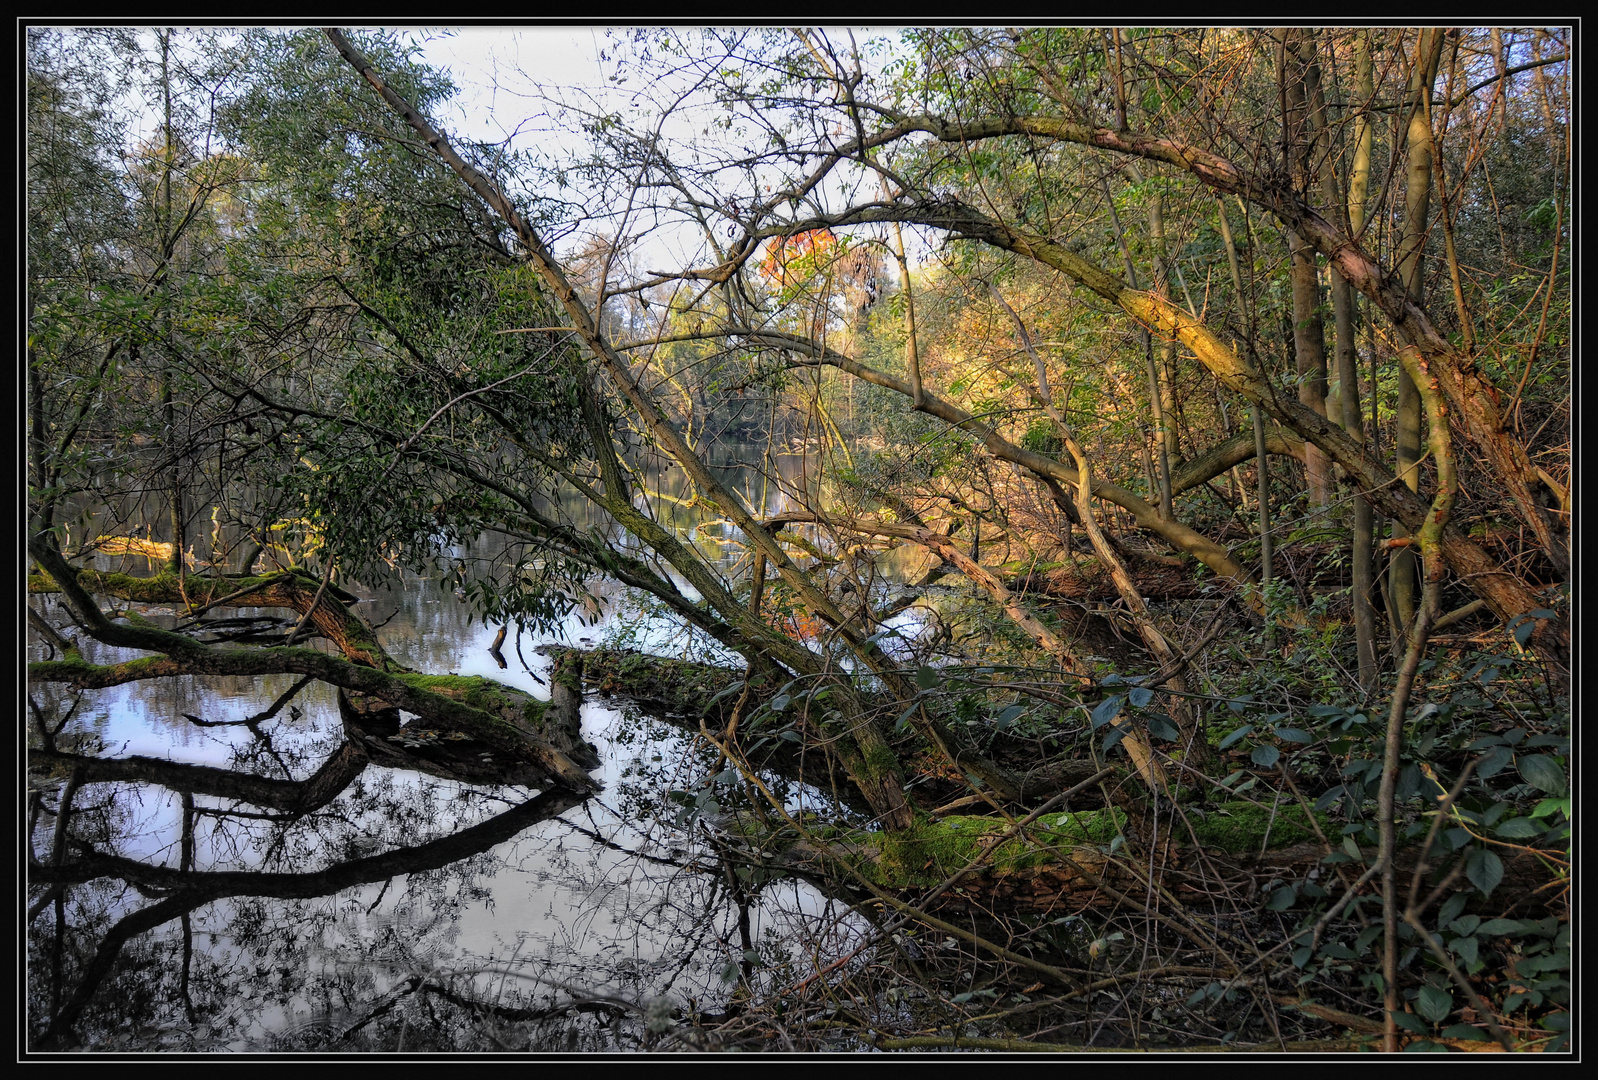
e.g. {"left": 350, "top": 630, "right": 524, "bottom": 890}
{"left": 1141, "top": 174, "right": 1180, "bottom": 516}
{"left": 158, "top": 31, "right": 185, "bottom": 577}
{"left": 1390, "top": 28, "right": 1445, "bottom": 635}
{"left": 1105, "top": 171, "right": 1174, "bottom": 519}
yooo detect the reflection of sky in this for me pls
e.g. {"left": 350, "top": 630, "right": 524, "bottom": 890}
{"left": 29, "top": 543, "right": 868, "bottom": 1048}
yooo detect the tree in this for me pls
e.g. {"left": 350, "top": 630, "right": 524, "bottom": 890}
{"left": 28, "top": 26, "right": 1569, "bottom": 1052}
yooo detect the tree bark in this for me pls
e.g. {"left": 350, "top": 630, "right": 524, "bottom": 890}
{"left": 1279, "top": 31, "right": 1331, "bottom": 507}
{"left": 1391, "top": 29, "right": 1446, "bottom": 636}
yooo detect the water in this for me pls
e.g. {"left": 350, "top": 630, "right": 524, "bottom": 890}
{"left": 27, "top": 553, "right": 873, "bottom": 1052}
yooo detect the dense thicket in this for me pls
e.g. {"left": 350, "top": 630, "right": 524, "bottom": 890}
{"left": 27, "top": 27, "right": 1569, "bottom": 1053}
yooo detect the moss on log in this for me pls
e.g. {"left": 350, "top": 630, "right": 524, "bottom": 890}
{"left": 574, "top": 646, "right": 754, "bottom": 720}
{"left": 393, "top": 672, "right": 598, "bottom": 769}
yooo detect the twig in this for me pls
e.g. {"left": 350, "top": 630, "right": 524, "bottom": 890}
{"left": 171, "top": 571, "right": 295, "bottom": 629}
{"left": 282, "top": 560, "right": 336, "bottom": 647}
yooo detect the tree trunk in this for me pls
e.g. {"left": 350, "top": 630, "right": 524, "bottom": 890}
{"left": 1308, "top": 28, "right": 1379, "bottom": 691}
{"left": 1390, "top": 29, "right": 1445, "bottom": 636}
{"left": 1279, "top": 32, "right": 1331, "bottom": 507}
{"left": 1288, "top": 230, "right": 1332, "bottom": 506}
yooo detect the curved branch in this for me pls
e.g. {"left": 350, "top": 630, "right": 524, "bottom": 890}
{"left": 742, "top": 327, "right": 1255, "bottom": 593}
{"left": 867, "top": 109, "right": 1564, "bottom": 572}
{"left": 27, "top": 538, "right": 598, "bottom": 794}
{"left": 28, "top": 743, "right": 369, "bottom": 815}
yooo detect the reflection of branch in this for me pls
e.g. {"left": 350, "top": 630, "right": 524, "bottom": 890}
{"left": 412, "top": 975, "right": 630, "bottom": 1026}
{"left": 35, "top": 893, "right": 200, "bottom": 1048}
{"left": 28, "top": 642, "right": 595, "bottom": 795}
{"left": 27, "top": 605, "right": 76, "bottom": 656}
{"left": 243, "top": 673, "right": 318, "bottom": 726}
{"left": 559, "top": 818, "right": 713, "bottom": 872}
{"left": 32, "top": 787, "right": 588, "bottom": 1048}
{"left": 28, "top": 741, "right": 369, "bottom": 815}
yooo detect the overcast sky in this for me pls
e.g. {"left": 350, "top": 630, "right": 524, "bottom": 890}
{"left": 413, "top": 27, "right": 612, "bottom": 147}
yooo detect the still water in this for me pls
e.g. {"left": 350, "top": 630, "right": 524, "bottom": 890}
{"left": 28, "top": 541, "right": 883, "bottom": 1052}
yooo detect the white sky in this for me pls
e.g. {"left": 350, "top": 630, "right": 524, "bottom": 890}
{"left": 413, "top": 27, "right": 613, "bottom": 147}
{"left": 88, "top": 26, "right": 924, "bottom": 283}
{"left": 408, "top": 27, "right": 929, "bottom": 280}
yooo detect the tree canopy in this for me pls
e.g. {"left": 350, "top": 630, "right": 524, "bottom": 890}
{"left": 27, "top": 26, "right": 1569, "bottom": 1053}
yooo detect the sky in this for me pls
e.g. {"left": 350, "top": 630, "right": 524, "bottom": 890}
{"left": 413, "top": 27, "right": 613, "bottom": 148}
{"left": 79, "top": 26, "right": 923, "bottom": 286}
{"left": 407, "top": 26, "right": 929, "bottom": 280}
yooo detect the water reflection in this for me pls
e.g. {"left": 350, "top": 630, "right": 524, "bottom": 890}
{"left": 27, "top": 552, "right": 871, "bottom": 1052}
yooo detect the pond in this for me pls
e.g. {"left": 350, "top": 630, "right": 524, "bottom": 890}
{"left": 27, "top": 552, "right": 893, "bottom": 1052}
{"left": 28, "top": 431, "right": 948, "bottom": 1053}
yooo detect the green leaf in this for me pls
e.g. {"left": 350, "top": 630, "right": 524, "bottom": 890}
{"left": 1437, "top": 893, "right": 1468, "bottom": 928}
{"left": 1530, "top": 797, "right": 1570, "bottom": 819}
{"left": 1389, "top": 1010, "right": 1429, "bottom": 1034}
{"left": 1476, "top": 745, "right": 1513, "bottom": 777}
{"left": 1091, "top": 695, "right": 1125, "bottom": 729}
{"left": 1494, "top": 817, "right": 1541, "bottom": 838}
{"left": 1450, "top": 936, "right": 1478, "bottom": 968}
{"left": 1439, "top": 1024, "right": 1489, "bottom": 1042}
{"left": 1516, "top": 754, "right": 1566, "bottom": 795}
{"left": 1415, "top": 984, "right": 1453, "bottom": 1024}
{"left": 1275, "top": 727, "right": 1312, "bottom": 743}
{"left": 893, "top": 702, "right": 920, "bottom": 733}
{"left": 1251, "top": 744, "right": 1281, "bottom": 768}
{"left": 1513, "top": 950, "right": 1568, "bottom": 975}
{"left": 769, "top": 694, "right": 791, "bottom": 713}
{"left": 1395, "top": 764, "right": 1421, "bottom": 801}
{"left": 1447, "top": 913, "right": 1480, "bottom": 936}
{"left": 1146, "top": 715, "right": 1180, "bottom": 741}
{"left": 1475, "top": 918, "right": 1524, "bottom": 936}
{"left": 1465, "top": 849, "right": 1503, "bottom": 897}
{"left": 1128, "top": 685, "right": 1153, "bottom": 708}
{"left": 995, "top": 704, "right": 1026, "bottom": 727}
{"left": 1315, "top": 785, "right": 1349, "bottom": 811}
{"left": 1218, "top": 725, "right": 1253, "bottom": 750}
{"left": 1402, "top": 1041, "right": 1449, "bottom": 1052}
{"left": 914, "top": 666, "right": 942, "bottom": 691}
{"left": 1265, "top": 885, "right": 1296, "bottom": 911}
{"left": 1342, "top": 834, "right": 1362, "bottom": 859}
